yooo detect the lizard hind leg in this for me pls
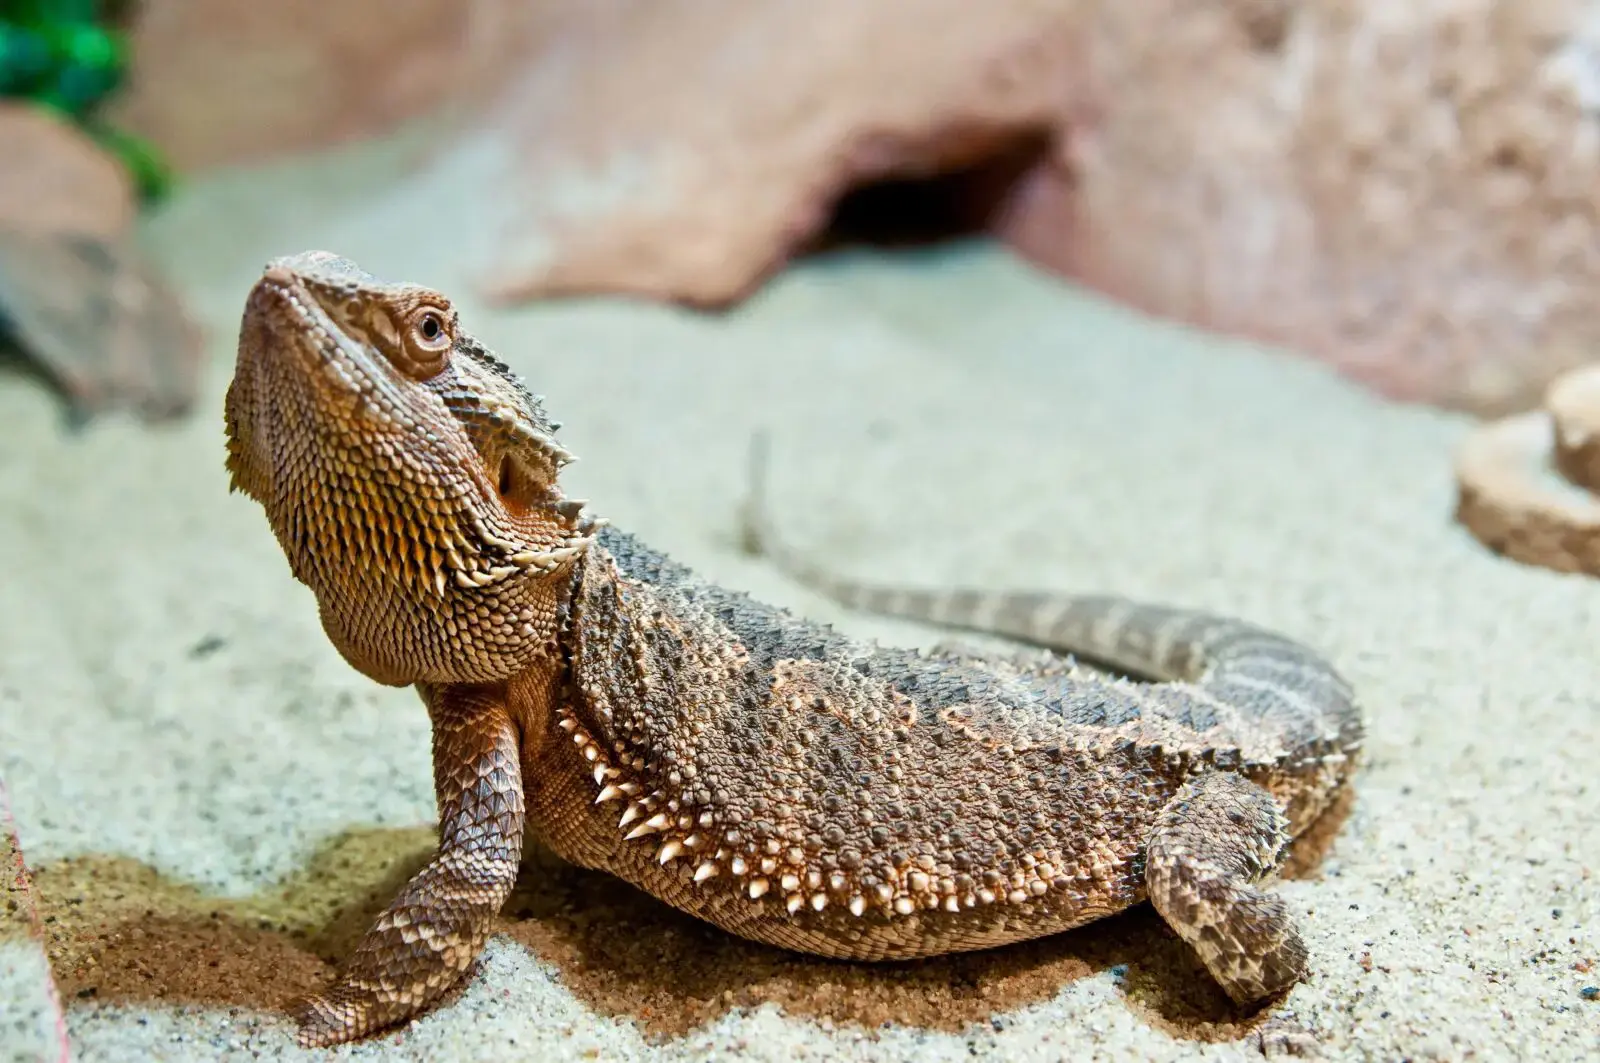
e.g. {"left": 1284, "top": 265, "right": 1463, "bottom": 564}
{"left": 1144, "top": 771, "right": 1309, "bottom": 1006}
{"left": 292, "top": 689, "right": 526, "bottom": 1047}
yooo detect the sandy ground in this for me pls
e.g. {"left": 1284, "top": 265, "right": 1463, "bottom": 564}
{"left": 1, "top": 133, "right": 1598, "bottom": 1061}
{"left": 4, "top": 779, "right": 67, "bottom": 1063}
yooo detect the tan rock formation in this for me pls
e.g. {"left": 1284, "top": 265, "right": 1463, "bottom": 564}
{"left": 104, "top": 0, "right": 540, "bottom": 170}
{"left": 470, "top": 0, "right": 1600, "bottom": 414}
{"left": 105, "top": 0, "right": 1600, "bottom": 413}
{"left": 1002, "top": 0, "right": 1600, "bottom": 414}
{"left": 0, "top": 103, "right": 133, "bottom": 238}
{"left": 476, "top": 0, "right": 1082, "bottom": 309}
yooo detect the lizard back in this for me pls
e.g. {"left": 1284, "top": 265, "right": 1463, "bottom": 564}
{"left": 528, "top": 526, "right": 1361, "bottom": 960}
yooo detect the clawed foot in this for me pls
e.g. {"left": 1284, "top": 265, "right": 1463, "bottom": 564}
{"left": 287, "top": 689, "right": 526, "bottom": 1047}
{"left": 292, "top": 988, "right": 383, "bottom": 1049}
{"left": 1146, "top": 771, "right": 1310, "bottom": 1005}
{"left": 290, "top": 959, "right": 480, "bottom": 1049}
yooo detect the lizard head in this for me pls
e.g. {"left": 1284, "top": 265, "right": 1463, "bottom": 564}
{"left": 224, "top": 250, "right": 602, "bottom": 686}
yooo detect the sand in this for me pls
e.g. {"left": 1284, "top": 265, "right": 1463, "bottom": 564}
{"left": 1, "top": 132, "right": 1597, "bottom": 1061}
{"left": 4, "top": 779, "right": 67, "bottom": 1063}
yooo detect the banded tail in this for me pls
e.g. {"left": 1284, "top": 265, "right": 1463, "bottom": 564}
{"left": 739, "top": 435, "right": 1363, "bottom": 760}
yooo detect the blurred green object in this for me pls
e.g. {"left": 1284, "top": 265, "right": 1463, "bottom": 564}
{"left": 0, "top": 23, "right": 50, "bottom": 91}
{"left": 89, "top": 124, "right": 172, "bottom": 201}
{"left": 1, "top": 0, "right": 171, "bottom": 204}
{"left": 3, "top": 1, "right": 101, "bottom": 21}
{"left": 43, "top": 21, "right": 124, "bottom": 110}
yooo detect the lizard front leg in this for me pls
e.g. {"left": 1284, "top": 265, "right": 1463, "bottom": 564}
{"left": 1144, "top": 771, "right": 1309, "bottom": 1005}
{"left": 293, "top": 684, "right": 525, "bottom": 1047}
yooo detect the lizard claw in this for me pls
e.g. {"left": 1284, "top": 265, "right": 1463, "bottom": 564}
{"left": 290, "top": 990, "right": 362, "bottom": 1049}
{"left": 290, "top": 981, "right": 420, "bottom": 1048}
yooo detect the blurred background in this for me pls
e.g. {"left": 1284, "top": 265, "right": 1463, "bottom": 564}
{"left": 7, "top": 0, "right": 1600, "bottom": 423}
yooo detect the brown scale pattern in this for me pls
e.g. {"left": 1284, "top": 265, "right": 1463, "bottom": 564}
{"left": 224, "top": 252, "right": 599, "bottom": 687}
{"left": 293, "top": 687, "right": 528, "bottom": 1048}
{"left": 533, "top": 529, "right": 1359, "bottom": 968}
{"left": 223, "top": 252, "right": 1365, "bottom": 1047}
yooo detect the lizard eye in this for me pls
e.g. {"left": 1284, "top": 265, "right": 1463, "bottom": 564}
{"left": 389, "top": 305, "right": 453, "bottom": 380}
{"left": 411, "top": 308, "right": 451, "bottom": 351}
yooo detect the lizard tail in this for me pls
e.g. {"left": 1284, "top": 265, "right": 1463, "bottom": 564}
{"left": 738, "top": 434, "right": 1362, "bottom": 757}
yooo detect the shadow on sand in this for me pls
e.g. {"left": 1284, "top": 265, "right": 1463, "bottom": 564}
{"left": 33, "top": 790, "right": 1349, "bottom": 1048}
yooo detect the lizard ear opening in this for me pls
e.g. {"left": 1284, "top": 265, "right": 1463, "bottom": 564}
{"left": 497, "top": 453, "right": 516, "bottom": 498}
{"left": 493, "top": 451, "right": 546, "bottom": 512}
{"left": 495, "top": 453, "right": 538, "bottom": 511}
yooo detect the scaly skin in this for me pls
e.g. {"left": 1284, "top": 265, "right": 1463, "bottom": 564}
{"left": 224, "top": 252, "right": 1364, "bottom": 1048}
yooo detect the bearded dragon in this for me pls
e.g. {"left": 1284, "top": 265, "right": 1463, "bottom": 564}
{"left": 223, "top": 251, "right": 1364, "bottom": 1047}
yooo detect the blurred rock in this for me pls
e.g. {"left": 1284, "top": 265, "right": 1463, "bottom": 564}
{"left": 0, "top": 102, "right": 133, "bottom": 238}
{"left": 0, "top": 104, "right": 203, "bottom": 421}
{"left": 102, "top": 0, "right": 1600, "bottom": 413}
{"left": 465, "top": 0, "right": 1600, "bottom": 414}
{"left": 999, "top": 0, "right": 1600, "bottom": 415}
{"left": 105, "top": 0, "right": 540, "bottom": 170}
{"left": 477, "top": 0, "right": 1081, "bottom": 309}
